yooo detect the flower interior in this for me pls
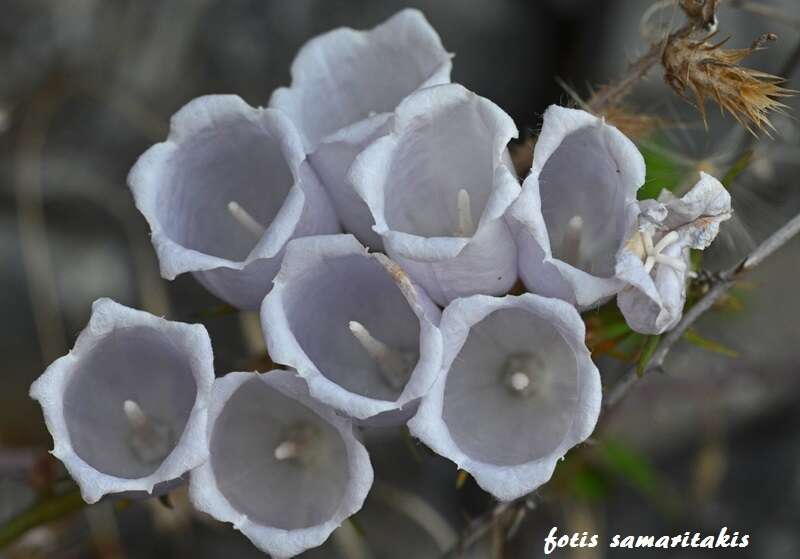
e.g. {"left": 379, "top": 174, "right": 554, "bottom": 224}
{"left": 538, "top": 124, "right": 632, "bottom": 277}
{"left": 209, "top": 377, "right": 349, "bottom": 530}
{"left": 62, "top": 326, "right": 198, "bottom": 478}
{"left": 283, "top": 255, "right": 420, "bottom": 401}
{"left": 156, "top": 114, "right": 294, "bottom": 261}
{"left": 383, "top": 99, "right": 497, "bottom": 238}
{"left": 442, "top": 308, "right": 579, "bottom": 466}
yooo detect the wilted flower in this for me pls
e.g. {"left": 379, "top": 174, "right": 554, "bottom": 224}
{"left": 270, "top": 8, "right": 452, "bottom": 249}
{"left": 29, "top": 298, "right": 214, "bottom": 503}
{"left": 509, "top": 105, "right": 645, "bottom": 309}
{"left": 189, "top": 370, "right": 373, "bottom": 559}
{"left": 350, "top": 83, "right": 520, "bottom": 305}
{"left": 617, "top": 172, "right": 732, "bottom": 334}
{"left": 261, "top": 234, "right": 443, "bottom": 423}
{"left": 128, "top": 94, "right": 339, "bottom": 310}
{"left": 408, "top": 293, "right": 601, "bottom": 501}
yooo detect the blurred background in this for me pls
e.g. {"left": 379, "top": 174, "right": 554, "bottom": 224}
{"left": 1, "top": 0, "right": 799, "bottom": 557}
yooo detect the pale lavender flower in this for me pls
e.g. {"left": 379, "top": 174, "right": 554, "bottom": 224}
{"left": 29, "top": 298, "right": 214, "bottom": 503}
{"left": 270, "top": 9, "right": 452, "bottom": 249}
{"left": 261, "top": 234, "right": 442, "bottom": 423}
{"left": 509, "top": 105, "right": 645, "bottom": 309}
{"left": 128, "top": 94, "right": 339, "bottom": 310}
{"left": 349, "top": 84, "right": 520, "bottom": 305}
{"left": 617, "top": 172, "right": 732, "bottom": 334}
{"left": 189, "top": 370, "right": 373, "bottom": 559}
{"left": 408, "top": 293, "right": 601, "bottom": 501}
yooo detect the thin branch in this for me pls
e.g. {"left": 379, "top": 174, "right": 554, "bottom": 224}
{"left": 440, "top": 499, "right": 525, "bottom": 558}
{"left": 604, "top": 209, "right": 800, "bottom": 412}
{"left": 587, "top": 40, "right": 664, "bottom": 112}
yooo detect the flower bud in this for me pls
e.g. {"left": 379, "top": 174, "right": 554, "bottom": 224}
{"left": 350, "top": 84, "right": 520, "bottom": 305}
{"left": 128, "top": 94, "right": 339, "bottom": 309}
{"left": 408, "top": 293, "right": 601, "bottom": 501}
{"left": 29, "top": 298, "right": 214, "bottom": 503}
{"left": 261, "top": 234, "right": 442, "bottom": 423}
{"left": 270, "top": 9, "right": 452, "bottom": 249}
{"left": 189, "top": 370, "right": 373, "bottom": 558}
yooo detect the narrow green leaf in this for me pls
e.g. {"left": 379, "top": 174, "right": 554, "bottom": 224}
{"left": 684, "top": 328, "right": 738, "bottom": 358}
{"left": 602, "top": 440, "right": 656, "bottom": 494}
{"left": 722, "top": 149, "right": 753, "bottom": 188}
{"left": 569, "top": 468, "right": 611, "bottom": 502}
{"left": 636, "top": 335, "right": 661, "bottom": 377}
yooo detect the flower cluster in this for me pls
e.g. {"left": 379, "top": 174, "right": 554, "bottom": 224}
{"left": 30, "top": 9, "right": 731, "bottom": 558}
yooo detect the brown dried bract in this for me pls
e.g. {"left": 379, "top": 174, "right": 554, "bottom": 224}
{"left": 662, "top": 31, "right": 793, "bottom": 135}
{"left": 602, "top": 106, "right": 667, "bottom": 139}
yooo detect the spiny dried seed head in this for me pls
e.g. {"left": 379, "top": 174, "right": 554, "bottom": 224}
{"left": 662, "top": 32, "right": 793, "bottom": 135}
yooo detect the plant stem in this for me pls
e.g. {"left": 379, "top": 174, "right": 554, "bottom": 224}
{"left": 0, "top": 487, "right": 86, "bottom": 550}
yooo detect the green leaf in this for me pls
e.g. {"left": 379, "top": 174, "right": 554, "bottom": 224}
{"left": 639, "top": 141, "right": 685, "bottom": 200}
{"left": 569, "top": 467, "right": 611, "bottom": 502}
{"left": 684, "top": 328, "right": 738, "bottom": 358}
{"left": 602, "top": 440, "right": 656, "bottom": 494}
{"left": 593, "top": 320, "right": 632, "bottom": 342}
{"left": 636, "top": 335, "right": 661, "bottom": 376}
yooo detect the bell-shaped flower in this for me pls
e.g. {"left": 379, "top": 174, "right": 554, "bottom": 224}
{"left": 270, "top": 9, "right": 452, "bottom": 250}
{"left": 261, "top": 234, "right": 442, "bottom": 423}
{"left": 509, "top": 105, "right": 645, "bottom": 309}
{"left": 349, "top": 84, "right": 520, "bottom": 305}
{"left": 189, "top": 370, "right": 373, "bottom": 559}
{"left": 29, "top": 298, "right": 214, "bottom": 503}
{"left": 408, "top": 293, "right": 601, "bottom": 501}
{"left": 128, "top": 94, "right": 340, "bottom": 310}
{"left": 616, "top": 172, "right": 732, "bottom": 334}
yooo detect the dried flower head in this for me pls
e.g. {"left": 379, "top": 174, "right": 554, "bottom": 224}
{"left": 662, "top": 31, "right": 793, "bottom": 135}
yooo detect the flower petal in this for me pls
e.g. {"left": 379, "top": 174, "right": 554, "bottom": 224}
{"left": 510, "top": 105, "right": 645, "bottom": 309}
{"left": 29, "top": 298, "right": 214, "bottom": 503}
{"left": 261, "top": 234, "right": 442, "bottom": 423}
{"left": 350, "top": 84, "right": 520, "bottom": 305}
{"left": 270, "top": 9, "right": 452, "bottom": 250}
{"left": 408, "top": 293, "right": 601, "bottom": 501}
{"left": 128, "top": 94, "right": 339, "bottom": 309}
{"left": 189, "top": 371, "right": 373, "bottom": 559}
{"left": 616, "top": 172, "right": 732, "bottom": 334}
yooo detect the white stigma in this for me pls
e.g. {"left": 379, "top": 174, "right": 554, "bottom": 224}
{"left": 639, "top": 230, "right": 686, "bottom": 274}
{"left": 349, "top": 321, "right": 392, "bottom": 359}
{"left": 123, "top": 399, "right": 148, "bottom": 429}
{"left": 456, "top": 189, "right": 474, "bottom": 237}
{"left": 561, "top": 215, "right": 584, "bottom": 266}
{"left": 348, "top": 320, "right": 411, "bottom": 389}
{"left": 123, "top": 399, "right": 172, "bottom": 465}
{"left": 227, "top": 201, "right": 266, "bottom": 237}
{"left": 274, "top": 440, "right": 299, "bottom": 461}
{"left": 509, "top": 372, "right": 531, "bottom": 392}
